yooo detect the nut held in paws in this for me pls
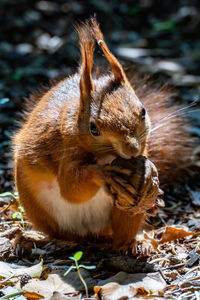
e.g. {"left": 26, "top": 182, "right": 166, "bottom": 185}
{"left": 110, "top": 156, "right": 160, "bottom": 214}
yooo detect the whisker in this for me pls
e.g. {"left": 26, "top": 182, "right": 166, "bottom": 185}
{"left": 153, "top": 101, "right": 197, "bottom": 125}
{"left": 150, "top": 108, "right": 200, "bottom": 133}
{"left": 139, "top": 131, "right": 148, "bottom": 139}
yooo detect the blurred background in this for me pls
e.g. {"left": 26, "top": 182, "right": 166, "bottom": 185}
{"left": 0, "top": 0, "right": 200, "bottom": 192}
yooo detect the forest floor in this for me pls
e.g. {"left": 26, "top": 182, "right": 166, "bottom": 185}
{"left": 0, "top": 1, "right": 200, "bottom": 299}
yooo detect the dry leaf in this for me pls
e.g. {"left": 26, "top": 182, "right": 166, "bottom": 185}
{"left": 143, "top": 231, "right": 159, "bottom": 251}
{"left": 136, "top": 287, "right": 149, "bottom": 296}
{"left": 96, "top": 271, "right": 166, "bottom": 299}
{"left": 144, "top": 226, "right": 200, "bottom": 250}
{"left": 94, "top": 282, "right": 137, "bottom": 300}
{"left": 16, "top": 274, "right": 76, "bottom": 298}
{"left": 94, "top": 286, "right": 102, "bottom": 300}
{"left": 48, "top": 291, "right": 81, "bottom": 300}
{"left": 157, "top": 226, "right": 200, "bottom": 243}
{"left": 0, "top": 260, "right": 43, "bottom": 282}
{"left": 23, "top": 291, "right": 45, "bottom": 299}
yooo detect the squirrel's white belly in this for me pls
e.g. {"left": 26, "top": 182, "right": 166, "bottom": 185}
{"left": 38, "top": 181, "right": 112, "bottom": 236}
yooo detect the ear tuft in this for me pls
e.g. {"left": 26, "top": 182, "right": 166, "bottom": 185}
{"left": 90, "top": 18, "right": 127, "bottom": 84}
{"left": 76, "top": 21, "right": 95, "bottom": 111}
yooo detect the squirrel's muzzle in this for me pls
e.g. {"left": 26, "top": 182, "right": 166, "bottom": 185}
{"left": 122, "top": 137, "right": 141, "bottom": 158}
{"left": 112, "top": 136, "right": 141, "bottom": 159}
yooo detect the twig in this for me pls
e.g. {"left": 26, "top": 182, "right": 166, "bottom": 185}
{"left": 0, "top": 203, "right": 12, "bottom": 214}
{"left": 162, "top": 262, "right": 186, "bottom": 270}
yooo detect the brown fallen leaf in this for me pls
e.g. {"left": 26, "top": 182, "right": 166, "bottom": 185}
{"left": 144, "top": 226, "right": 200, "bottom": 251}
{"left": 23, "top": 291, "right": 45, "bottom": 299}
{"left": 157, "top": 226, "right": 200, "bottom": 244}
{"left": 143, "top": 231, "right": 159, "bottom": 251}
{"left": 136, "top": 286, "right": 148, "bottom": 296}
{"left": 94, "top": 286, "right": 102, "bottom": 300}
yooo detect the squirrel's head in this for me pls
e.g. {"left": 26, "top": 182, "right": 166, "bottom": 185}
{"left": 76, "top": 19, "right": 150, "bottom": 159}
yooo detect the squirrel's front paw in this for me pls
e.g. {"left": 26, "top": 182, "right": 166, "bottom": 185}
{"left": 109, "top": 156, "right": 160, "bottom": 214}
{"left": 113, "top": 238, "right": 137, "bottom": 256}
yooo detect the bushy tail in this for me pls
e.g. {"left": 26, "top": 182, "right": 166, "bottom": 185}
{"left": 132, "top": 77, "right": 199, "bottom": 189}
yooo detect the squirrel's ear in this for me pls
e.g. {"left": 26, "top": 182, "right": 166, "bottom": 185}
{"left": 91, "top": 18, "right": 127, "bottom": 85}
{"left": 77, "top": 22, "right": 95, "bottom": 111}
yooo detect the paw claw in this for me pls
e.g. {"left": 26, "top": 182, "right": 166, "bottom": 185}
{"left": 114, "top": 239, "right": 137, "bottom": 256}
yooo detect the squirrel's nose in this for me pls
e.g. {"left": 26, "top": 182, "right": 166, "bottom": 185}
{"left": 123, "top": 138, "right": 141, "bottom": 158}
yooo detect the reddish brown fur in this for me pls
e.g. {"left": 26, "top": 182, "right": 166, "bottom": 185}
{"left": 91, "top": 18, "right": 127, "bottom": 84}
{"left": 76, "top": 22, "right": 95, "bottom": 111}
{"left": 132, "top": 79, "right": 194, "bottom": 186}
{"left": 13, "top": 19, "right": 196, "bottom": 252}
{"left": 112, "top": 208, "right": 145, "bottom": 252}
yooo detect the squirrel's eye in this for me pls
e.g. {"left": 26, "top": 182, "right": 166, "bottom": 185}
{"left": 90, "top": 122, "right": 100, "bottom": 136}
{"left": 141, "top": 108, "right": 146, "bottom": 119}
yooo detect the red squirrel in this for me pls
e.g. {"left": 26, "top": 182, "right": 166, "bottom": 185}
{"left": 13, "top": 19, "right": 194, "bottom": 253}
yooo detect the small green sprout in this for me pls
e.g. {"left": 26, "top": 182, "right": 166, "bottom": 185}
{"left": 12, "top": 205, "right": 25, "bottom": 229}
{"left": 0, "top": 192, "right": 25, "bottom": 230}
{"left": 64, "top": 251, "right": 96, "bottom": 299}
{"left": 0, "top": 290, "right": 24, "bottom": 299}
